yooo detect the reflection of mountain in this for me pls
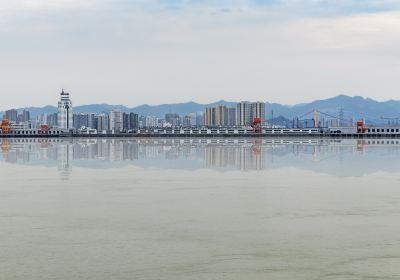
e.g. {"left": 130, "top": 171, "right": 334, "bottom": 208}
{"left": 1, "top": 138, "right": 400, "bottom": 178}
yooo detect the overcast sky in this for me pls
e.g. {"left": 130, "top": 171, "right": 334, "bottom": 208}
{"left": 1, "top": 0, "right": 400, "bottom": 110}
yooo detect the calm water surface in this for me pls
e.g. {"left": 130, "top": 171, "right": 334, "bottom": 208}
{"left": 1, "top": 138, "right": 400, "bottom": 280}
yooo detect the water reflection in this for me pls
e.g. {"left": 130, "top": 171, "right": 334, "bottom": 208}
{"left": 1, "top": 138, "right": 400, "bottom": 178}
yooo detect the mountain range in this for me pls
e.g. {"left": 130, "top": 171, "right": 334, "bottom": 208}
{"left": 1, "top": 95, "right": 400, "bottom": 124}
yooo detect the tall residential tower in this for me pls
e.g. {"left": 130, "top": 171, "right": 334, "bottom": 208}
{"left": 251, "top": 102, "right": 265, "bottom": 123}
{"left": 236, "top": 101, "right": 265, "bottom": 126}
{"left": 236, "top": 101, "right": 251, "bottom": 126}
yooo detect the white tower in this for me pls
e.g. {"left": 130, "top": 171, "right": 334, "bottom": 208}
{"left": 57, "top": 89, "right": 73, "bottom": 129}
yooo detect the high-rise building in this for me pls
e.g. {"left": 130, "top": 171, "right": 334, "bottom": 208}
{"left": 123, "top": 113, "right": 129, "bottom": 131}
{"left": 73, "top": 113, "right": 89, "bottom": 129}
{"left": 88, "top": 113, "right": 96, "bottom": 129}
{"left": 130, "top": 113, "right": 139, "bottom": 130}
{"left": 251, "top": 102, "right": 265, "bottom": 123}
{"left": 96, "top": 114, "right": 109, "bottom": 132}
{"left": 205, "top": 107, "right": 217, "bottom": 126}
{"left": 165, "top": 113, "right": 181, "bottom": 127}
{"left": 227, "top": 107, "right": 236, "bottom": 126}
{"left": 109, "top": 110, "right": 123, "bottom": 132}
{"left": 17, "top": 110, "right": 30, "bottom": 124}
{"left": 122, "top": 112, "right": 139, "bottom": 131}
{"left": 236, "top": 102, "right": 265, "bottom": 126}
{"left": 216, "top": 106, "right": 227, "bottom": 126}
{"left": 139, "top": 115, "right": 146, "bottom": 128}
{"left": 205, "top": 106, "right": 236, "bottom": 126}
{"left": 5, "top": 109, "right": 18, "bottom": 123}
{"left": 57, "top": 89, "right": 73, "bottom": 129}
{"left": 129, "top": 112, "right": 139, "bottom": 130}
{"left": 22, "top": 110, "right": 30, "bottom": 122}
{"left": 145, "top": 116, "right": 158, "bottom": 127}
{"left": 236, "top": 101, "right": 251, "bottom": 126}
{"left": 47, "top": 113, "right": 58, "bottom": 128}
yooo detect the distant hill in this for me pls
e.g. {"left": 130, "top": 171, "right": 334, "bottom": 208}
{"left": 1, "top": 95, "right": 400, "bottom": 124}
{"left": 130, "top": 100, "right": 237, "bottom": 117}
{"left": 266, "top": 95, "right": 400, "bottom": 124}
{"left": 267, "top": 116, "right": 292, "bottom": 127}
{"left": 74, "top": 104, "right": 130, "bottom": 114}
{"left": 0, "top": 100, "right": 237, "bottom": 119}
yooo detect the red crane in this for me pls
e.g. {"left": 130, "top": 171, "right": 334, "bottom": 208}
{"left": 251, "top": 118, "right": 262, "bottom": 133}
{"left": 357, "top": 121, "right": 368, "bottom": 133}
{"left": 39, "top": 124, "right": 50, "bottom": 134}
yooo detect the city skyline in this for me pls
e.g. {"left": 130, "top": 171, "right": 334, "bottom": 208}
{"left": 3, "top": 91, "right": 400, "bottom": 128}
{"left": 2, "top": 90, "right": 266, "bottom": 131}
{"left": 1, "top": 1, "right": 400, "bottom": 109}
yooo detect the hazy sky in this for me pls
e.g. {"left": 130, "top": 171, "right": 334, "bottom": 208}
{"left": 1, "top": 0, "right": 400, "bottom": 110}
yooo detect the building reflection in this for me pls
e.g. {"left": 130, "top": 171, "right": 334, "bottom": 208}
{"left": 203, "top": 140, "right": 264, "bottom": 170}
{"left": 58, "top": 142, "right": 72, "bottom": 180}
{"left": 1, "top": 138, "right": 400, "bottom": 178}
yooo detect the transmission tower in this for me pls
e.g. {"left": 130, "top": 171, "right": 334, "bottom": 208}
{"left": 339, "top": 107, "right": 344, "bottom": 127}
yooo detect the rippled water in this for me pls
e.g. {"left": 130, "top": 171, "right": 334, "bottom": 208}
{"left": 1, "top": 138, "right": 400, "bottom": 280}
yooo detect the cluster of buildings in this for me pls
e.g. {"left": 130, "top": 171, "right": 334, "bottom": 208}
{"left": 1, "top": 90, "right": 269, "bottom": 133}
{"left": 165, "top": 113, "right": 203, "bottom": 127}
{"left": 204, "top": 102, "right": 265, "bottom": 126}
{"left": 2, "top": 90, "right": 140, "bottom": 133}
{"left": 73, "top": 111, "right": 139, "bottom": 132}
{"left": 3, "top": 109, "right": 30, "bottom": 124}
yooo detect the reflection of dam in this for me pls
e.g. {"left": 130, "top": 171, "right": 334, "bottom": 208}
{"left": 1, "top": 138, "right": 400, "bottom": 178}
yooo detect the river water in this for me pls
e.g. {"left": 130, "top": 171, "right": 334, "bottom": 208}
{"left": 1, "top": 138, "right": 400, "bottom": 280}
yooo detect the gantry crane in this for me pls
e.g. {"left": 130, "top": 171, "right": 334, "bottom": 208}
{"left": 251, "top": 118, "right": 262, "bottom": 133}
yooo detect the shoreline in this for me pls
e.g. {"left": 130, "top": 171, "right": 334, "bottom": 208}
{"left": 1, "top": 133, "right": 400, "bottom": 139}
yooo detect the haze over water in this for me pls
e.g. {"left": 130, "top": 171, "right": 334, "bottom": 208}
{"left": 1, "top": 138, "right": 400, "bottom": 280}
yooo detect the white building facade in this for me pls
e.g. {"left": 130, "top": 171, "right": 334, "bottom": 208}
{"left": 236, "top": 101, "right": 265, "bottom": 126}
{"left": 109, "top": 110, "right": 123, "bottom": 132}
{"left": 57, "top": 89, "right": 73, "bottom": 129}
{"left": 96, "top": 114, "right": 109, "bottom": 132}
{"left": 236, "top": 101, "right": 251, "bottom": 126}
{"left": 251, "top": 102, "right": 265, "bottom": 123}
{"left": 145, "top": 116, "right": 159, "bottom": 127}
